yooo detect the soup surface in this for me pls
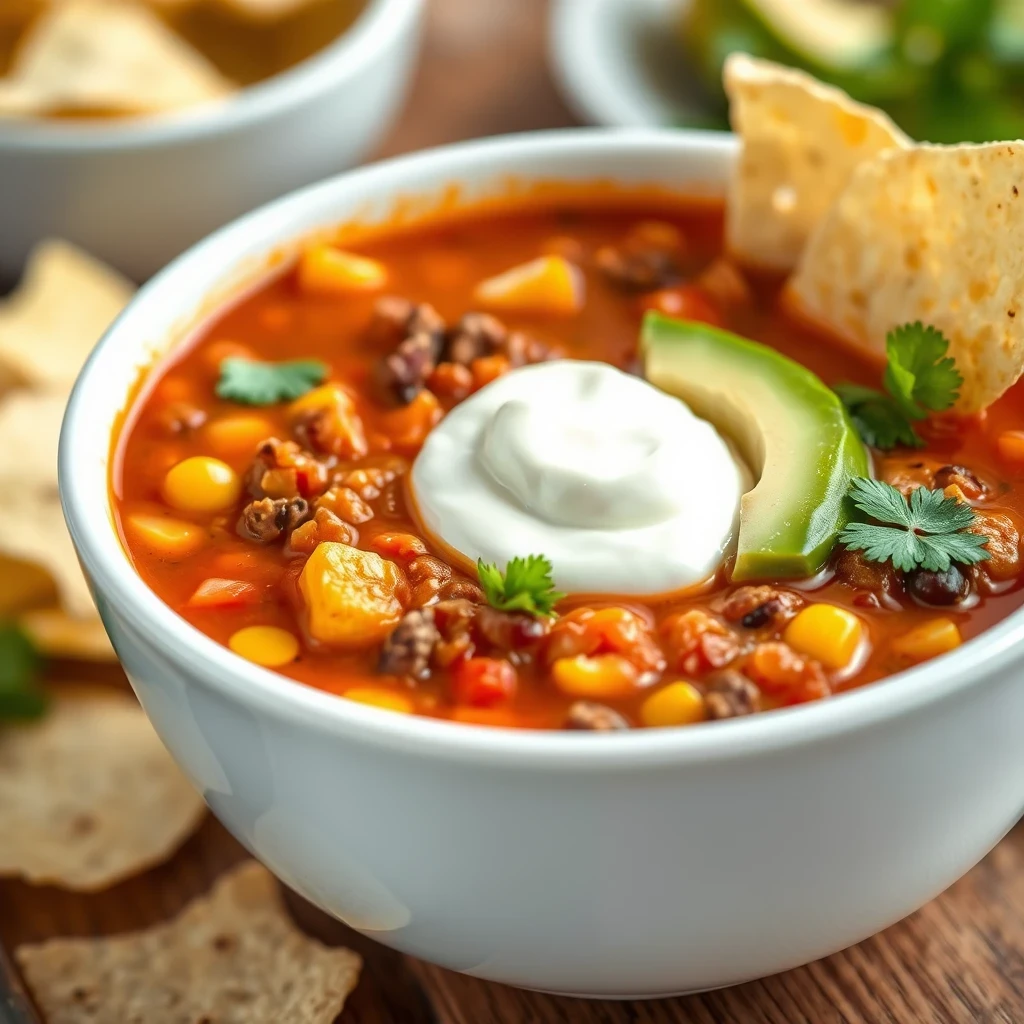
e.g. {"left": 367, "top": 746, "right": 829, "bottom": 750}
{"left": 113, "top": 196, "right": 1024, "bottom": 730}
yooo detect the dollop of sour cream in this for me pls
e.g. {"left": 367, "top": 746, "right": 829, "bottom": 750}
{"left": 411, "top": 361, "right": 747, "bottom": 595}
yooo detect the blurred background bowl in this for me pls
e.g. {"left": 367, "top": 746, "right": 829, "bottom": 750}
{"left": 0, "top": 0, "right": 424, "bottom": 282}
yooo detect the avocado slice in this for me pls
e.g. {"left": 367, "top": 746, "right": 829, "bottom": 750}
{"left": 641, "top": 313, "right": 869, "bottom": 581}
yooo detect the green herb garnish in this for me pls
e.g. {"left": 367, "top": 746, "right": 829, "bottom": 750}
{"left": 0, "top": 624, "right": 47, "bottom": 721}
{"left": 835, "top": 323, "right": 964, "bottom": 450}
{"left": 216, "top": 357, "right": 329, "bottom": 406}
{"left": 477, "top": 555, "right": 565, "bottom": 618}
{"left": 838, "top": 478, "right": 990, "bottom": 572}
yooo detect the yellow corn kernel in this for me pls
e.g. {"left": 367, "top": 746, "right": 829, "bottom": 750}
{"left": 229, "top": 625, "right": 299, "bottom": 667}
{"left": 297, "top": 244, "right": 387, "bottom": 294}
{"left": 783, "top": 604, "right": 864, "bottom": 670}
{"left": 640, "top": 681, "right": 706, "bottom": 728}
{"left": 551, "top": 654, "right": 639, "bottom": 700}
{"left": 299, "top": 541, "right": 405, "bottom": 647}
{"left": 344, "top": 687, "right": 414, "bottom": 714}
{"left": 891, "top": 618, "right": 962, "bottom": 663}
{"left": 202, "top": 415, "right": 276, "bottom": 459}
{"left": 162, "top": 456, "right": 241, "bottom": 514}
{"left": 126, "top": 514, "right": 206, "bottom": 559}
{"left": 473, "top": 255, "right": 583, "bottom": 315}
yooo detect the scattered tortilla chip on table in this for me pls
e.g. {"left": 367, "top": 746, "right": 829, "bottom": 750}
{"left": 0, "top": 390, "right": 65, "bottom": 488}
{"left": 17, "top": 860, "right": 363, "bottom": 1023}
{"left": 19, "top": 606, "right": 115, "bottom": 661}
{"left": 0, "top": 0, "right": 236, "bottom": 119}
{"left": 789, "top": 142, "right": 1024, "bottom": 414}
{"left": 0, "top": 688, "right": 206, "bottom": 890}
{"left": 0, "top": 239, "right": 134, "bottom": 392}
{"left": 724, "top": 53, "right": 910, "bottom": 272}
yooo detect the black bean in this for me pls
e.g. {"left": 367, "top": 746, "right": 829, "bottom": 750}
{"left": 907, "top": 565, "right": 970, "bottom": 606}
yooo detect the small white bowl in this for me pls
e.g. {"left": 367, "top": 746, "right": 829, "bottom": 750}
{"left": 61, "top": 129, "right": 1024, "bottom": 998}
{"left": 0, "top": 0, "right": 424, "bottom": 281}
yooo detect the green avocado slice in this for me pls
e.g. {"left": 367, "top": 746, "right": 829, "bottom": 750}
{"left": 641, "top": 313, "right": 869, "bottom": 582}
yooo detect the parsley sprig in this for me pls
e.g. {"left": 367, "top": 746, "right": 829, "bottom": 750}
{"left": 216, "top": 357, "right": 328, "bottom": 406}
{"left": 477, "top": 555, "right": 565, "bottom": 618}
{"left": 838, "top": 478, "right": 990, "bottom": 573}
{"left": 835, "top": 323, "right": 964, "bottom": 450}
{"left": 0, "top": 624, "right": 47, "bottom": 721}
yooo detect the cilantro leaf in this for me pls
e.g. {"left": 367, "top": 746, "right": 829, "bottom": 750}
{"left": 0, "top": 624, "right": 47, "bottom": 721}
{"left": 216, "top": 358, "right": 328, "bottom": 406}
{"left": 839, "top": 478, "right": 990, "bottom": 573}
{"left": 833, "top": 384, "right": 922, "bottom": 450}
{"left": 834, "top": 323, "right": 962, "bottom": 451}
{"left": 884, "top": 322, "right": 963, "bottom": 416}
{"left": 476, "top": 555, "right": 565, "bottom": 618}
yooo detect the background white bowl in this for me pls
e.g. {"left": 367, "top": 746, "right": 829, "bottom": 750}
{"left": 60, "top": 130, "right": 1024, "bottom": 998}
{"left": 0, "top": 0, "right": 423, "bottom": 282}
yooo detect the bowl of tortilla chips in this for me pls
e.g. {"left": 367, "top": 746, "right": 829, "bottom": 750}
{"left": 0, "top": 0, "right": 424, "bottom": 280}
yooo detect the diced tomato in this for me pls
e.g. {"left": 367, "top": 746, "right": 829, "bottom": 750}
{"left": 641, "top": 285, "right": 723, "bottom": 326}
{"left": 451, "top": 657, "right": 517, "bottom": 708}
{"left": 187, "top": 578, "right": 263, "bottom": 609}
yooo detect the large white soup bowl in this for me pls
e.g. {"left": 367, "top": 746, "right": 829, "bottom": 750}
{"left": 60, "top": 130, "right": 1024, "bottom": 998}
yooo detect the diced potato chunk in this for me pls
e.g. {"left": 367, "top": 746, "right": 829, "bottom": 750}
{"left": 473, "top": 255, "right": 583, "bottom": 315}
{"left": 297, "top": 245, "right": 388, "bottom": 294}
{"left": 126, "top": 514, "right": 205, "bottom": 559}
{"left": 299, "top": 542, "right": 405, "bottom": 647}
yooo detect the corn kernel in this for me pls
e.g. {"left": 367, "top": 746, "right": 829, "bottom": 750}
{"left": 640, "top": 681, "right": 706, "bottom": 728}
{"left": 229, "top": 625, "right": 299, "bottom": 667}
{"left": 163, "top": 456, "right": 241, "bottom": 514}
{"left": 202, "top": 415, "right": 276, "bottom": 459}
{"left": 473, "top": 255, "right": 583, "bottom": 315}
{"left": 126, "top": 514, "right": 206, "bottom": 559}
{"left": 297, "top": 245, "right": 387, "bottom": 294}
{"left": 551, "top": 654, "right": 639, "bottom": 699}
{"left": 783, "top": 604, "right": 864, "bottom": 670}
{"left": 344, "top": 687, "right": 414, "bottom": 714}
{"left": 891, "top": 618, "right": 962, "bottom": 663}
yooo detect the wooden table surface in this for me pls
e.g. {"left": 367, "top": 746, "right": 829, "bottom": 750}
{"left": 5, "top": 2, "right": 1024, "bottom": 1022}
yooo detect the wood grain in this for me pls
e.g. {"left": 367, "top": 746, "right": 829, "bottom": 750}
{"left": 4, "top": 1, "right": 1024, "bottom": 1022}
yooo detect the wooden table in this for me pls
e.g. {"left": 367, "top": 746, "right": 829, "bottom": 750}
{"left": 5, "top": 2, "right": 1024, "bottom": 1021}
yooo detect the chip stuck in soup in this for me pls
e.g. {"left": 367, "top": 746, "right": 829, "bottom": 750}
{"left": 111, "top": 60, "right": 1024, "bottom": 731}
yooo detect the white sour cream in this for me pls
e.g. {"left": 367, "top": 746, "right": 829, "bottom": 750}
{"left": 411, "top": 361, "right": 746, "bottom": 595}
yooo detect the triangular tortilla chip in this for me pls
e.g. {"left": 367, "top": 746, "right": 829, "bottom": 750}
{"left": 0, "top": 0, "right": 235, "bottom": 117}
{"left": 0, "top": 239, "right": 134, "bottom": 392}
{"left": 0, "top": 390, "right": 64, "bottom": 488}
{"left": 724, "top": 53, "right": 910, "bottom": 271}
{"left": 20, "top": 606, "right": 115, "bottom": 661}
{"left": 789, "top": 142, "right": 1024, "bottom": 413}
{"left": 0, "top": 688, "right": 206, "bottom": 890}
{"left": 17, "top": 861, "right": 362, "bottom": 1022}
{"left": 0, "top": 487, "right": 96, "bottom": 619}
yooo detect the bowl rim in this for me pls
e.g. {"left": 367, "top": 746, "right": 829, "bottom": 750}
{"left": 0, "top": 0, "right": 419, "bottom": 152}
{"left": 60, "top": 126, "right": 1024, "bottom": 770}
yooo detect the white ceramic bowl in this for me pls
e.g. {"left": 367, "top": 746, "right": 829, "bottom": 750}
{"left": 0, "top": 0, "right": 423, "bottom": 281}
{"left": 61, "top": 130, "right": 1024, "bottom": 998}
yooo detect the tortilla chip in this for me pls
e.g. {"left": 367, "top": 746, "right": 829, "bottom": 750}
{"left": 0, "top": 239, "right": 134, "bottom": 393}
{"left": 0, "top": 0, "right": 235, "bottom": 118}
{"left": 17, "top": 860, "right": 362, "bottom": 1022}
{"left": 20, "top": 606, "right": 114, "bottom": 661}
{"left": 0, "top": 557, "right": 57, "bottom": 618}
{"left": 789, "top": 142, "right": 1024, "bottom": 413}
{"left": 724, "top": 53, "right": 910, "bottom": 272}
{"left": 0, "top": 390, "right": 64, "bottom": 488}
{"left": 0, "top": 688, "right": 205, "bottom": 890}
